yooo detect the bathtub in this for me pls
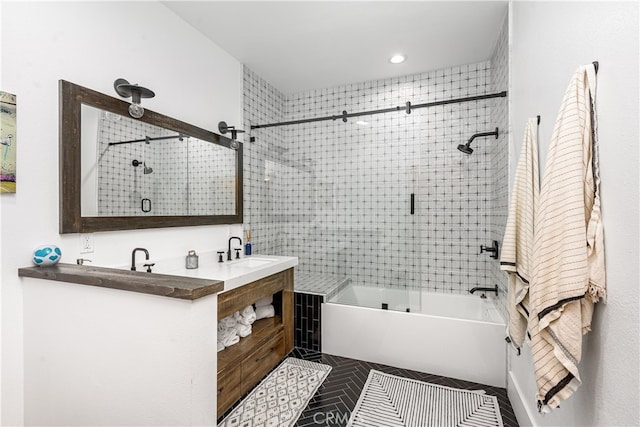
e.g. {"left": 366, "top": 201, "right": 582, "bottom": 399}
{"left": 322, "top": 284, "right": 506, "bottom": 387}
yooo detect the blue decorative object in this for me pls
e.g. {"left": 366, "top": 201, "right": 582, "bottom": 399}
{"left": 32, "top": 244, "right": 62, "bottom": 266}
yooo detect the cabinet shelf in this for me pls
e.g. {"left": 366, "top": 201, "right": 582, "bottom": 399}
{"left": 218, "top": 316, "right": 283, "bottom": 374}
{"left": 216, "top": 268, "right": 294, "bottom": 417}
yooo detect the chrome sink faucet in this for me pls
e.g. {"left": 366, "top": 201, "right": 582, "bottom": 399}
{"left": 131, "top": 247, "right": 150, "bottom": 271}
{"left": 228, "top": 237, "right": 242, "bottom": 261}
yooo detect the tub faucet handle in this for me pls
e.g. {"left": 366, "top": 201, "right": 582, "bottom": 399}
{"left": 217, "top": 251, "right": 225, "bottom": 263}
{"left": 143, "top": 263, "right": 155, "bottom": 273}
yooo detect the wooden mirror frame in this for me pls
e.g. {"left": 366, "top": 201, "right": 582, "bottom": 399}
{"left": 59, "top": 80, "right": 243, "bottom": 233}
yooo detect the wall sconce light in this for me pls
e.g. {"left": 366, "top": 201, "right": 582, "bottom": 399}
{"left": 218, "top": 121, "right": 244, "bottom": 150}
{"left": 114, "top": 78, "right": 155, "bottom": 119}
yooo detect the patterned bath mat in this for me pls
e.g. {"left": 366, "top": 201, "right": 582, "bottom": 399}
{"left": 218, "top": 357, "right": 331, "bottom": 427}
{"left": 348, "top": 370, "right": 504, "bottom": 427}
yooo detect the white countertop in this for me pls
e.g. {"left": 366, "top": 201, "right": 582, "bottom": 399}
{"left": 128, "top": 252, "right": 298, "bottom": 293}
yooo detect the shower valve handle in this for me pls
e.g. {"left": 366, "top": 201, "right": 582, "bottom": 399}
{"left": 480, "top": 240, "right": 500, "bottom": 259}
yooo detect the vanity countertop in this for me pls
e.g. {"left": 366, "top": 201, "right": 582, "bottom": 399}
{"left": 18, "top": 254, "right": 298, "bottom": 299}
{"left": 141, "top": 253, "right": 298, "bottom": 294}
{"left": 18, "top": 263, "right": 224, "bottom": 300}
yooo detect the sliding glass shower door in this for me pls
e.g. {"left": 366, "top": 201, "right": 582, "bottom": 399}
{"left": 290, "top": 111, "right": 423, "bottom": 313}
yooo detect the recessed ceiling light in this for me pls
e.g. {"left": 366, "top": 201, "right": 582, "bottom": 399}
{"left": 389, "top": 54, "right": 407, "bottom": 64}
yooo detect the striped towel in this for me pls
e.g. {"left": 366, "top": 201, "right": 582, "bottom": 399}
{"left": 500, "top": 117, "right": 539, "bottom": 349}
{"left": 529, "top": 63, "right": 606, "bottom": 413}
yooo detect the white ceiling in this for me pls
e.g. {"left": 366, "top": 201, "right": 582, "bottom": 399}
{"left": 163, "top": 1, "right": 508, "bottom": 94}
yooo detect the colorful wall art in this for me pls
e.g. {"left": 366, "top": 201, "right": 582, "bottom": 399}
{"left": 0, "top": 91, "right": 17, "bottom": 193}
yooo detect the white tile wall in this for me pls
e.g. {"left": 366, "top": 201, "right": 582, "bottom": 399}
{"left": 243, "top": 49, "right": 508, "bottom": 304}
{"left": 242, "top": 67, "right": 289, "bottom": 254}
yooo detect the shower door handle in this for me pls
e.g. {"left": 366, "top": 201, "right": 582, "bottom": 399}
{"left": 410, "top": 193, "right": 415, "bottom": 215}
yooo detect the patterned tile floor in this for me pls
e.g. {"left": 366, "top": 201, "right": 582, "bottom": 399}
{"left": 290, "top": 347, "right": 519, "bottom": 427}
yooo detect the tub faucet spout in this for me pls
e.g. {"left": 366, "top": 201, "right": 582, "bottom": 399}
{"left": 469, "top": 285, "right": 498, "bottom": 296}
{"left": 131, "top": 247, "right": 150, "bottom": 271}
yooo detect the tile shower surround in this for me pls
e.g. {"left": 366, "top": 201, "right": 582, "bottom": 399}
{"left": 243, "top": 46, "right": 508, "bottom": 315}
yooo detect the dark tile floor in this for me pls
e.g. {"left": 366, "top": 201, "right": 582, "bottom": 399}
{"left": 291, "top": 347, "right": 519, "bottom": 427}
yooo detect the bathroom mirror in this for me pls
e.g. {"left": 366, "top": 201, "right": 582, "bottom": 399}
{"left": 59, "top": 80, "right": 243, "bottom": 233}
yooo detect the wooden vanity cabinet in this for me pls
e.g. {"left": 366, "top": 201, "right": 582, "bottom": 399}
{"left": 216, "top": 268, "right": 294, "bottom": 417}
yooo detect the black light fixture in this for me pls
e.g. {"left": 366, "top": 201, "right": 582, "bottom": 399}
{"left": 114, "top": 78, "right": 155, "bottom": 119}
{"left": 218, "top": 121, "right": 244, "bottom": 150}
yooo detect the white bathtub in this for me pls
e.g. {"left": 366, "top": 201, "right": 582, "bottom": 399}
{"left": 322, "top": 284, "right": 506, "bottom": 387}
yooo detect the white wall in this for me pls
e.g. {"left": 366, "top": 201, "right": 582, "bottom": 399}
{"left": 509, "top": 2, "right": 639, "bottom": 426}
{"left": 22, "top": 278, "right": 218, "bottom": 426}
{"left": 1, "top": 2, "right": 243, "bottom": 424}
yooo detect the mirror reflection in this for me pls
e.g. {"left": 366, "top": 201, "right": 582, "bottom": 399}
{"left": 81, "top": 105, "right": 236, "bottom": 217}
{"left": 59, "top": 79, "right": 243, "bottom": 234}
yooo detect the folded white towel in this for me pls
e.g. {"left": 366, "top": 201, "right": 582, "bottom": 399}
{"left": 255, "top": 304, "right": 275, "bottom": 320}
{"left": 221, "top": 334, "right": 239, "bottom": 347}
{"left": 219, "top": 329, "right": 237, "bottom": 342}
{"left": 217, "top": 321, "right": 227, "bottom": 334}
{"left": 221, "top": 314, "right": 237, "bottom": 328}
{"left": 218, "top": 323, "right": 238, "bottom": 344}
{"left": 238, "top": 312, "right": 256, "bottom": 325}
{"left": 217, "top": 341, "right": 225, "bottom": 352}
{"left": 254, "top": 296, "right": 273, "bottom": 307}
{"left": 219, "top": 323, "right": 238, "bottom": 347}
{"left": 234, "top": 322, "right": 252, "bottom": 338}
{"left": 241, "top": 305, "right": 255, "bottom": 317}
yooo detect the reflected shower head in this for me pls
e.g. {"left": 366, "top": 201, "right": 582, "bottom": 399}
{"left": 457, "top": 143, "right": 473, "bottom": 155}
{"left": 132, "top": 159, "right": 153, "bottom": 174}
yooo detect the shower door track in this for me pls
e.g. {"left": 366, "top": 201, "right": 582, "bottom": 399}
{"left": 250, "top": 91, "right": 507, "bottom": 130}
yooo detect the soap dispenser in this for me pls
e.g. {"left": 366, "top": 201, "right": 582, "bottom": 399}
{"left": 185, "top": 250, "right": 199, "bottom": 269}
{"left": 244, "top": 229, "right": 252, "bottom": 256}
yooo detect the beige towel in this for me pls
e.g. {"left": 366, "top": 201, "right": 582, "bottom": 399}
{"left": 529, "top": 63, "right": 606, "bottom": 413}
{"left": 500, "top": 117, "right": 539, "bottom": 349}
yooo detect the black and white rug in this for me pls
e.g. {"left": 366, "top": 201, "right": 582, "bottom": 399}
{"left": 348, "top": 370, "right": 504, "bottom": 427}
{"left": 218, "top": 357, "right": 331, "bottom": 427}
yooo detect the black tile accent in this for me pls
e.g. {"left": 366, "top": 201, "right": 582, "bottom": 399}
{"left": 291, "top": 347, "right": 519, "bottom": 427}
{"left": 294, "top": 292, "right": 323, "bottom": 352}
